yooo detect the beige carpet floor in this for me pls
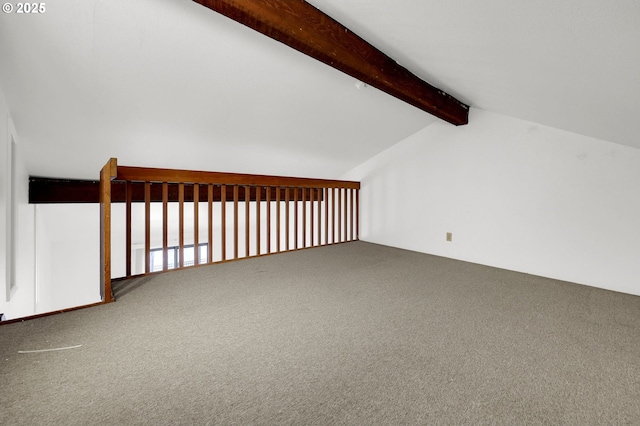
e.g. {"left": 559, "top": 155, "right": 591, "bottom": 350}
{"left": 1, "top": 241, "right": 640, "bottom": 425}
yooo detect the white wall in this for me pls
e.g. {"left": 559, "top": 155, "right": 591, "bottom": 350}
{"left": 342, "top": 108, "right": 640, "bottom": 296}
{"left": 0, "top": 87, "right": 36, "bottom": 319}
{"left": 34, "top": 204, "right": 101, "bottom": 313}
{"left": 0, "top": 88, "right": 7, "bottom": 314}
{"left": 34, "top": 205, "right": 53, "bottom": 312}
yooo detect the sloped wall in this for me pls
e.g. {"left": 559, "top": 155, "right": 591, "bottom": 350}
{"left": 342, "top": 108, "right": 640, "bottom": 296}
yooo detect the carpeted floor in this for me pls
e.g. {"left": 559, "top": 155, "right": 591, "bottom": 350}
{"left": 1, "top": 241, "right": 640, "bottom": 425}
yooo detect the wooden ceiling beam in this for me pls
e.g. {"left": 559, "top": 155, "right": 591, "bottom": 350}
{"left": 192, "top": 0, "right": 469, "bottom": 125}
{"left": 28, "top": 177, "right": 325, "bottom": 204}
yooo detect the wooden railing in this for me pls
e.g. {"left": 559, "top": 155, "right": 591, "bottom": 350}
{"left": 99, "top": 158, "right": 360, "bottom": 303}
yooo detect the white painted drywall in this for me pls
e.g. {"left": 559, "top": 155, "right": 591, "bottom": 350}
{"left": 0, "top": 87, "right": 36, "bottom": 320}
{"left": 0, "top": 88, "right": 7, "bottom": 313}
{"left": 34, "top": 205, "right": 53, "bottom": 313}
{"left": 34, "top": 204, "right": 101, "bottom": 313}
{"left": 342, "top": 108, "right": 640, "bottom": 296}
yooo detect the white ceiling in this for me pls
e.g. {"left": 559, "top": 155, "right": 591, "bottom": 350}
{"left": 309, "top": 0, "right": 640, "bottom": 146}
{"left": 1, "top": 0, "right": 639, "bottom": 180}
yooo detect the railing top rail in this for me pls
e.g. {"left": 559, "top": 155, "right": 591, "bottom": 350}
{"left": 115, "top": 165, "right": 360, "bottom": 189}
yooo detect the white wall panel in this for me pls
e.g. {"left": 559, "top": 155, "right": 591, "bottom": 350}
{"left": 343, "top": 108, "right": 640, "bottom": 295}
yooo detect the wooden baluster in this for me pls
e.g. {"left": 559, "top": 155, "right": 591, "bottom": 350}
{"left": 179, "top": 183, "right": 185, "bottom": 268}
{"left": 309, "top": 187, "right": 314, "bottom": 247}
{"left": 245, "top": 185, "right": 250, "bottom": 258}
{"left": 208, "top": 184, "right": 213, "bottom": 264}
{"left": 145, "top": 181, "right": 151, "bottom": 273}
{"left": 256, "top": 186, "right": 261, "bottom": 256}
{"left": 338, "top": 188, "right": 341, "bottom": 242}
{"left": 356, "top": 189, "right": 359, "bottom": 240}
{"left": 338, "top": 187, "right": 343, "bottom": 243}
{"left": 266, "top": 187, "right": 271, "bottom": 254}
{"left": 316, "top": 188, "right": 321, "bottom": 246}
{"left": 125, "top": 181, "right": 132, "bottom": 277}
{"left": 276, "top": 187, "right": 281, "bottom": 252}
{"left": 163, "top": 182, "right": 168, "bottom": 270}
{"left": 294, "top": 188, "right": 299, "bottom": 249}
{"left": 302, "top": 187, "right": 306, "bottom": 247}
{"left": 285, "top": 187, "right": 290, "bottom": 251}
{"left": 343, "top": 187, "right": 347, "bottom": 243}
{"left": 234, "top": 185, "right": 239, "bottom": 259}
{"left": 343, "top": 188, "right": 347, "bottom": 242}
{"left": 350, "top": 188, "right": 354, "bottom": 242}
{"left": 194, "top": 183, "right": 199, "bottom": 266}
{"left": 324, "top": 187, "right": 329, "bottom": 245}
{"left": 221, "top": 184, "right": 227, "bottom": 261}
{"left": 332, "top": 188, "right": 337, "bottom": 244}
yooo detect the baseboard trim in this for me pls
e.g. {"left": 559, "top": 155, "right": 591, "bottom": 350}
{"left": 0, "top": 300, "right": 112, "bottom": 325}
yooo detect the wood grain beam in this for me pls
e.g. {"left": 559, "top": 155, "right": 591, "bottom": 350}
{"left": 192, "top": 0, "right": 469, "bottom": 125}
{"left": 29, "top": 177, "right": 323, "bottom": 204}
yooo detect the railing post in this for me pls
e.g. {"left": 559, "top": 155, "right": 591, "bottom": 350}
{"left": 100, "top": 158, "right": 117, "bottom": 303}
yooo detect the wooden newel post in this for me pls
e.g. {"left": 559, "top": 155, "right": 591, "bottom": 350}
{"left": 100, "top": 158, "right": 117, "bottom": 303}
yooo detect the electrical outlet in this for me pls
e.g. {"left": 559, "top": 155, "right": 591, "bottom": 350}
{"left": 446, "top": 232, "right": 452, "bottom": 242}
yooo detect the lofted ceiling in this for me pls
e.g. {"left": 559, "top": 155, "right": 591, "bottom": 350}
{"left": 309, "top": 0, "right": 640, "bottom": 148}
{"left": 1, "top": 0, "right": 639, "bottom": 181}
